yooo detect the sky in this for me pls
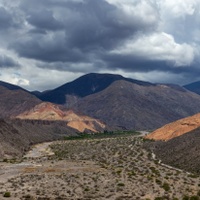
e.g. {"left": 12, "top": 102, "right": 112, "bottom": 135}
{"left": 0, "top": 0, "right": 200, "bottom": 91}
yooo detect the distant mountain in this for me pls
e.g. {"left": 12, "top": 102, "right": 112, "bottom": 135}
{"left": 16, "top": 102, "right": 106, "bottom": 133}
{"left": 145, "top": 113, "right": 200, "bottom": 141}
{"left": 150, "top": 127, "right": 200, "bottom": 174}
{"left": 34, "top": 73, "right": 154, "bottom": 104}
{"left": 0, "top": 84, "right": 41, "bottom": 117}
{"left": 2, "top": 74, "right": 200, "bottom": 131}
{"left": 0, "top": 81, "right": 27, "bottom": 91}
{"left": 184, "top": 81, "right": 200, "bottom": 95}
{"left": 72, "top": 80, "right": 200, "bottom": 130}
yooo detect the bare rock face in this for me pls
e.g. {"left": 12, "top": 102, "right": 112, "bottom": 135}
{"left": 16, "top": 102, "right": 105, "bottom": 133}
{"left": 145, "top": 113, "right": 200, "bottom": 141}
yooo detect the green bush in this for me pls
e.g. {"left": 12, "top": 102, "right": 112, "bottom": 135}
{"left": 117, "top": 183, "right": 125, "bottom": 187}
{"left": 190, "top": 196, "right": 199, "bottom": 200}
{"left": 182, "top": 196, "right": 189, "bottom": 200}
{"left": 162, "top": 182, "right": 170, "bottom": 191}
{"left": 3, "top": 192, "right": 11, "bottom": 197}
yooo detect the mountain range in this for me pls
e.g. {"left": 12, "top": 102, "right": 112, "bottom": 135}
{"left": 31, "top": 73, "right": 200, "bottom": 130}
{"left": 1, "top": 73, "right": 200, "bottom": 131}
{"left": 2, "top": 73, "right": 200, "bottom": 158}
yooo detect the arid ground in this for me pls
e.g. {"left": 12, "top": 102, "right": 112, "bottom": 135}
{"left": 0, "top": 133, "right": 200, "bottom": 200}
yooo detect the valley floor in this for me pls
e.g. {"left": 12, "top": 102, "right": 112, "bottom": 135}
{"left": 0, "top": 134, "right": 200, "bottom": 200}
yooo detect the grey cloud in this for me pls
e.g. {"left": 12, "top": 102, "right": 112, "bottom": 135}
{"left": 0, "top": 7, "right": 15, "bottom": 30}
{"left": 2, "top": 0, "right": 200, "bottom": 90}
{"left": 11, "top": 32, "right": 87, "bottom": 62}
{"left": 11, "top": 0, "right": 159, "bottom": 64}
{"left": 27, "top": 9, "right": 63, "bottom": 31}
{"left": 0, "top": 55, "right": 20, "bottom": 68}
{"left": 102, "top": 52, "right": 200, "bottom": 77}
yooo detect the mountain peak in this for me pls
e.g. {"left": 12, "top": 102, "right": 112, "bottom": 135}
{"left": 35, "top": 73, "right": 154, "bottom": 104}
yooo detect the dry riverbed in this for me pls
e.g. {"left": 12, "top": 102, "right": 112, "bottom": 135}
{"left": 0, "top": 134, "right": 200, "bottom": 199}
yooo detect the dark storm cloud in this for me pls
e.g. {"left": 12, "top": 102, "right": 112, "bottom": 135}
{"left": 27, "top": 9, "right": 63, "bottom": 31}
{"left": 2, "top": 0, "right": 200, "bottom": 90}
{"left": 11, "top": 0, "right": 159, "bottom": 64}
{"left": 0, "top": 55, "right": 20, "bottom": 68}
{"left": 102, "top": 52, "right": 199, "bottom": 75}
{"left": 0, "top": 7, "right": 15, "bottom": 30}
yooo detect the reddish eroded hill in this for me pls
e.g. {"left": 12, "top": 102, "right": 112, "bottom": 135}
{"left": 16, "top": 102, "right": 105, "bottom": 133}
{"left": 145, "top": 113, "right": 200, "bottom": 141}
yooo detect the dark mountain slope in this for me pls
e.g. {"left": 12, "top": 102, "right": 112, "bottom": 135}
{"left": 184, "top": 81, "right": 200, "bottom": 95}
{"left": 0, "top": 81, "right": 27, "bottom": 91}
{"left": 35, "top": 73, "right": 154, "bottom": 104}
{"left": 73, "top": 80, "right": 200, "bottom": 130}
{"left": 0, "top": 119, "right": 76, "bottom": 159}
{"left": 151, "top": 127, "right": 200, "bottom": 174}
{"left": 0, "top": 85, "right": 41, "bottom": 117}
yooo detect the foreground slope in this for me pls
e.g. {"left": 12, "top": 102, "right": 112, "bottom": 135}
{"left": 74, "top": 80, "right": 200, "bottom": 130}
{"left": 16, "top": 102, "right": 105, "bottom": 132}
{"left": 2, "top": 135, "right": 200, "bottom": 199}
{"left": 145, "top": 113, "right": 200, "bottom": 141}
{"left": 0, "top": 85, "right": 41, "bottom": 117}
{"left": 0, "top": 119, "right": 75, "bottom": 158}
{"left": 151, "top": 127, "right": 200, "bottom": 174}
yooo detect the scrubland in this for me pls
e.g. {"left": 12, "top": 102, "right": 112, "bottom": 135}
{"left": 0, "top": 134, "right": 200, "bottom": 200}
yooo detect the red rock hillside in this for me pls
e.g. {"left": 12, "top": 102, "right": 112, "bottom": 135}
{"left": 16, "top": 102, "right": 105, "bottom": 133}
{"left": 145, "top": 113, "right": 200, "bottom": 141}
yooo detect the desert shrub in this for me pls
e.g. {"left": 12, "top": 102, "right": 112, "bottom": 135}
{"left": 190, "top": 196, "right": 199, "bottom": 200}
{"left": 182, "top": 196, "right": 189, "bottom": 200}
{"left": 154, "top": 197, "right": 165, "bottom": 200}
{"left": 155, "top": 179, "right": 162, "bottom": 185}
{"left": 117, "top": 183, "right": 125, "bottom": 187}
{"left": 3, "top": 192, "right": 11, "bottom": 197}
{"left": 162, "top": 182, "right": 170, "bottom": 191}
